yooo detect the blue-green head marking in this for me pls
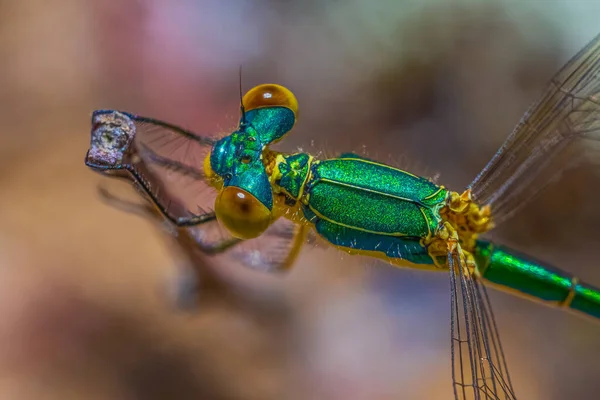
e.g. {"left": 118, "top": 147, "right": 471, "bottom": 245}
{"left": 207, "top": 83, "right": 298, "bottom": 239}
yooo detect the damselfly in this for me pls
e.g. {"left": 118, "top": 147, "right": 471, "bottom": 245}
{"left": 85, "top": 32, "right": 600, "bottom": 400}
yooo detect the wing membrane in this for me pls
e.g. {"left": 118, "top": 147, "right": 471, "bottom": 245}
{"left": 130, "top": 115, "right": 220, "bottom": 223}
{"left": 449, "top": 250, "right": 516, "bottom": 400}
{"left": 219, "top": 221, "right": 308, "bottom": 273}
{"left": 99, "top": 176, "right": 308, "bottom": 272}
{"left": 468, "top": 33, "right": 600, "bottom": 225}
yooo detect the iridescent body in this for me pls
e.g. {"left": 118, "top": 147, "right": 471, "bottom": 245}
{"left": 284, "top": 154, "right": 448, "bottom": 267}
{"left": 474, "top": 241, "right": 600, "bottom": 319}
{"left": 197, "top": 84, "right": 600, "bottom": 321}
{"left": 85, "top": 33, "right": 600, "bottom": 400}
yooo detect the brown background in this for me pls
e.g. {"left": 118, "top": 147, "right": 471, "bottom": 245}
{"left": 0, "top": 1, "right": 599, "bottom": 399}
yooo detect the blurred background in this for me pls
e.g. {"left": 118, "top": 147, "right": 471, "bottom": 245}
{"left": 0, "top": 0, "right": 599, "bottom": 399}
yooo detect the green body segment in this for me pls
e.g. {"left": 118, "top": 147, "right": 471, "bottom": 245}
{"left": 306, "top": 217, "right": 438, "bottom": 265}
{"left": 278, "top": 153, "right": 448, "bottom": 265}
{"left": 306, "top": 155, "right": 447, "bottom": 237}
{"left": 277, "top": 153, "right": 312, "bottom": 200}
{"left": 474, "top": 240, "right": 600, "bottom": 319}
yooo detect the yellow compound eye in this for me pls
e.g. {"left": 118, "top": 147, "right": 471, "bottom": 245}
{"left": 242, "top": 84, "right": 298, "bottom": 117}
{"left": 214, "top": 186, "right": 272, "bottom": 239}
{"left": 203, "top": 153, "right": 223, "bottom": 189}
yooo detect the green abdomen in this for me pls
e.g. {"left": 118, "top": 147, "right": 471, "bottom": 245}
{"left": 474, "top": 240, "right": 600, "bottom": 320}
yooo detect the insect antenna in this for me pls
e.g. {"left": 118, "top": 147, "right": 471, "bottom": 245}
{"left": 239, "top": 65, "right": 247, "bottom": 128}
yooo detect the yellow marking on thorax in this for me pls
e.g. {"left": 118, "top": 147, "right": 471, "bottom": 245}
{"left": 423, "top": 186, "right": 446, "bottom": 201}
{"left": 423, "top": 189, "right": 493, "bottom": 270}
{"left": 439, "top": 189, "right": 494, "bottom": 253}
{"left": 265, "top": 153, "right": 311, "bottom": 226}
{"left": 264, "top": 148, "right": 315, "bottom": 203}
{"left": 262, "top": 149, "right": 280, "bottom": 180}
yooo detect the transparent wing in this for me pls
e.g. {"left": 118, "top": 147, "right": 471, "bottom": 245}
{"left": 207, "top": 220, "right": 309, "bottom": 273}
{"left": 129, "top": 114, "right": 220, "bottom": 224}
{"left": 101, "top": 179, "right": 308, "bottom": 272}
{"left": 468, "top": 32, "right": 600, "bottom": 226}
{"left": 449, "top": 249, "right": 516, "bottom": 400}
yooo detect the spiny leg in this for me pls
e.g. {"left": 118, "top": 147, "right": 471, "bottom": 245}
{"left": 126, "top": 166, "right": 216, "bottom": 227}
{"left": 428, "top": 221, "right": 477, "bottom": 271}
{"left": 124, "top": 143, "right": 218, "bottom": 228}
{"left": 97, "top": 180, "right": 241, "bottom": 255}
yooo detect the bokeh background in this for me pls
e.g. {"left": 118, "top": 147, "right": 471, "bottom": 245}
{"left": 1, "top": 0, "right": 599, "bottom": 399}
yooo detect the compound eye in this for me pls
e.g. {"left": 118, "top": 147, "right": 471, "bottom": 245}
{"left": 242, "top": 84, "right": 298, "bottom": 117}
{"left": 203, "top": 153, "right": 223, "bottom": 189}
{"left": 214, "top": 186, "right": 272, "bottom": 239}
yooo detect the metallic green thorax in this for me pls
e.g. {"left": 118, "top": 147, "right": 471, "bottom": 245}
{"left": 211, "top": 100, "right": 449, "bottom": 266}
{"left": 276, "top": 152, "right": 448, "bottom": 265}
{"left": 474, "top": 240, "right": 600, "bottom": 319}
{"left": 306, "top": 154, "right": 446, "bottom": 237}
{"left": 276, "top": 153, "right": 311, "bottom": 200}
